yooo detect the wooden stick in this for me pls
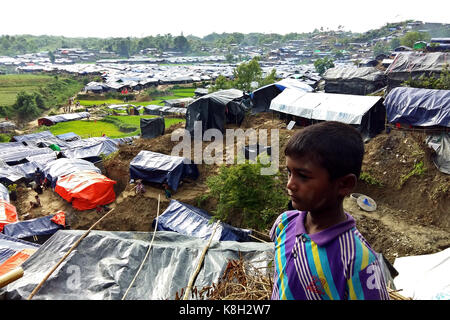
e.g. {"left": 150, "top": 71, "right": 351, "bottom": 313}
{"left": 0, "top": 267, "right": 24, "bottom": 289}
{"left": 27, "top": 207, "right": 116, "bottom": 300}
{"left": 183, "top": 220, "right": 220, "bottom": 300}
{"left": 121, "top": 194, "right": 161, "bottom": 300}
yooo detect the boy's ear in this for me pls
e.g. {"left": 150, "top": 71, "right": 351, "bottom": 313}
{"left": 337, "top": 173, "right": 357, "bottom": 197}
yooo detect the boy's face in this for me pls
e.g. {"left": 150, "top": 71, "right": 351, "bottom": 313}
{"left": 286, "top": 155, "right": 341, "bottom": 214}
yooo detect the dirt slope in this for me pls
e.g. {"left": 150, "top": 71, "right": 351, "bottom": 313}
{"left": 11, "top": 114, "right": 449, "bottom": 265}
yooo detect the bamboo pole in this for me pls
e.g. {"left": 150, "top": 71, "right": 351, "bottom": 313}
{"left": 183, "top": 220, "right": 220, "bottom": 300}
{"left": 121, "top": 194, "right": 161, "bottom": 300}
{"left": 27, "top": 207, "right": 116, "bottom": 300}
{"left": 0, "top": 267, "right": 24, "bottom": 289}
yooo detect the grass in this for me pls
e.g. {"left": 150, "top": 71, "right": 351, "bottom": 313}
{"left": 0, "top": 74, "right": 54, "bottom": 106}
{"left": 42, "top": 116, "right": 185, "bottom": 138}
{"left": 75, "top": 87, "right": 196, "bottom": 109}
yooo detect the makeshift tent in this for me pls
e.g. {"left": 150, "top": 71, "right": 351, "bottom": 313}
{"left": 140, "top": 117, "right": 165, "bottom": 139}
{"left": 251, "top": 78, "right": 313, "bottom": 113}
{"left": 2, "top": 230, "right": 273, "bottom": 300}
{"left": 426, "top": 133, "right": 450, "bottom": 175}
{"left": 185, "top": 89, "right": 251, "bottom": 136}
{"left": 0, "top": 234, "right": 39, "bottom": 278}
{"left": 10, "top": 130, "right": 70, "bottom": 149}
{"left": 55, "top": 171, "right": 116, "bottom": 210}
{"left": 383, "top": 87, "right": 450, "bottom": 127}
{"left": 0, "top": 121, "right": 16, "bottom": 133}
{"left": 0, "top": 200, "right": 18, "bottom": 232}
{"left": 143, "top": 105, "right": 164, "bottom": 116}
{"left": 0, "top": 184, "right": 9, "bottom": 203}
{"left": 56, "top": 132, "right": 81, "bottom": 142}
{"left": 37, "top": 112, "right": 90, "bottom": 127}
{"left": 322, "top": 66, "right": 386, "bottom": 95}
{"left": 0, "top": 143, "right": 55, "bottom": 166}
{"left": 269, "top": 89, "right": 386, "bottom": 139}
{"left": 62, "top": 137, "right": 118, "bottom": 162}
{"left": 129, "top": 150, "right": 199, "bottom": 191}
{"left": 393, "top": 248, "right": 450, "bottom": 300}
{"left": 154, "top": 200, "right": 252, "bottom": 242}
{"left": 43, "top": 158, "right": 102, "bottom": 188}
{"left": 385, "top": 52, "right": 449, "bottom": 92}
{"left": 11, "top": 131, "right": 54, "bottom": 144}
{"left": 0, "top": 165, "right": 25, "bottom": 185}
{"left": 2, "top": 212, "right": 65, "bottom": 245}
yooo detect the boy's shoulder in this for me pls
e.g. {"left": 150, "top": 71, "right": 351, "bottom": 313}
{"left": 269, "top": 210, "right": 302, "bottom": 241}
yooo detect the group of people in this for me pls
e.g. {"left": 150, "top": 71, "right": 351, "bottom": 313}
{"left": 132, "top": 179, "right": 171, "bottom": 199}
{"left": 29, "top": 168, "right": 47, "bottom": 209}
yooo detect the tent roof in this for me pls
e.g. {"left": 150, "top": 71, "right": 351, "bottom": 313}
{"left": 269, "top": 88, "right": 382, "bottom": 125}
{"left": 384, "top": 87, "right": 450, "bottom": 127}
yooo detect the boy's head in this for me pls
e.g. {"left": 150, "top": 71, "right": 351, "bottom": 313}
{"left": 284, "top": 121, "right": 364, "bottom": 212}
{"left": 285, "top": 121, "right": 364, "bottom": 180}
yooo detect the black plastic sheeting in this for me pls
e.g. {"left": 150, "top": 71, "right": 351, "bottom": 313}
{"left": 2, "top": 230, "right": 273, "bottom": 300}
{"left": 384, "top": 87, "right": 450, "bottom": 127}
{"left": 185, "top": 89, "right": 250, "bottom": 136}
{"left": 140, "top": 117, "right": 165, "bottom": 139}
{"left": 2, "top": 214, "right": 64, "bottom": 245}
{"left": 129, "top": 150, "right": 199, "bottom": 191}
{"left": 153, "top": 200, "right": 252, "bottom": 242}
{"left": 42, "top": 158, "right": 101, "bottom": 187}
{"left": 426, "top": 132, "right": 450, "bottom": 175}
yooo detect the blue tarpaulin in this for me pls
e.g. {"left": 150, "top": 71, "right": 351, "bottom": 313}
{"left": 384, "top": 87, "right": 450, "bottom": 127}
{"left": 153, "top": 200, "right": 252, "bottom": 242}
{"left": 62, "top": 137, "right": 119, "bottom": 162}
{"left": 2, "top": 214, "right": 64, "bottom": 243}
{"left": 129, "top": 150, "right": 199, "bottom": 191}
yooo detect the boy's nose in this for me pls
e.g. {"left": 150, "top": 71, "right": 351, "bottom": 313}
{"left": 286, "top": 175, "right": 297, "bottom": 191}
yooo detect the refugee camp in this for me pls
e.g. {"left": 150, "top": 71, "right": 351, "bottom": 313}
{"left": 0, "top": 0, "right": 449, "bottom": 305}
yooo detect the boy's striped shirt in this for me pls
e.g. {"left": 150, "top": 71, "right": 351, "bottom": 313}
{"left": 270, "top": 210, "right": 390, "bottom": 300}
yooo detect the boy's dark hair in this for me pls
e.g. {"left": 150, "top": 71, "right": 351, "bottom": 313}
{"left": 284, "top": 121, "right": 364, "bottom": 180}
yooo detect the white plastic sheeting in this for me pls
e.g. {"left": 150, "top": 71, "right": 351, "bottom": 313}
{"left": 393, "top": 248, "right": 450, "bottom": 300}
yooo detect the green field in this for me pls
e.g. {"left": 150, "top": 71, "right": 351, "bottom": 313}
{"left": 0, "top": 74, "right": 54, "bottom": 106}
{"left": 43, "top": 115, "right": 185, "bottom": 138}
{"left": 75, "top": 87, "right": 196, "bottom": 109}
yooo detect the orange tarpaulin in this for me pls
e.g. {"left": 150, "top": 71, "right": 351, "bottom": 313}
{"left": 50, "top": 211, "right": 65, "bottom": 226}
{"left": 0, "top": 248, "right": 37, "bottom": 277}
{"left": 55, "top": 171, "right": 117, "bottom": 211}
{"left": 0, "top": 200, "right": 18, "bottom": 232}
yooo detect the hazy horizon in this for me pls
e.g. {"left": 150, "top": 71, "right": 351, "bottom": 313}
{"left": 0, "top": 0, "right": 448, "bottom": 39}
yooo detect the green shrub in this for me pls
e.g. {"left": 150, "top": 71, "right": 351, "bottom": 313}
{"left": 398, "top": 161, "right": 426, "bottom": 188}
{"left": 359, "top": 171, "right": 383, "bottom": 187}
{"left": 202, "top": 158, "right": 289, "bottom": 231}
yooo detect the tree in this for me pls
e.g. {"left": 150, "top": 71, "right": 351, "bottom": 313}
{"left": 233, "top": 57, "right": 263, "bottom": 91}
{"left": 400, "top": 31, "right": 430, "bottom": 48}
{"left": 48, "top": 51, "right": 55, "bottom": 63}
{"left": 314, "top": 57, "right": 335, "bottom": 75}
{"left": 14, "top": 91, "right": 41, "bottom": 121}
{"left": 173, "top": 35, "right": 190, "bottom": 52}
{"left": 210, "top": 75, "right": 232, "bottom": 92}
{"left": 373, "top": 42, "right": 390, "bottom": 57}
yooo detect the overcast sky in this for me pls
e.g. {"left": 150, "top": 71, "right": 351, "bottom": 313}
{"left": 1, "top": 0, "right": 448, "bottom": 38}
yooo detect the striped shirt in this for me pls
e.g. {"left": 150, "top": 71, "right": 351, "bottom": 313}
{"left": 270, "top": 210, "right": 390, "bottom": 300}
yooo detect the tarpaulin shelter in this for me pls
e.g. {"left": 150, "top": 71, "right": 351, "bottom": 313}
{"left": 393, "top": 248, "right": 450, "bottom": 300}
{"left": 322, "top": 66, "right": 386, "bottom": 95}
{"left": 0, "top": 184, "right": 9, "bottom": 203}
{"left": 269, "top": 88, "right": 386, "bottom": 139}
{"left": 250, "top": 78, "right": 314, "bottom": 113}
{"left": 0, "top": 200, "right": 18, "bottom": 232}
{"left": 426, "top": 133, "right": 450, "bottom": 175}
{"left": 0, "top": 141, "right": 56, "bottom": 166}
{"left": 0, "top": 165, "right": 25, "bottom": 185}
{"left": 55, "top": 171, "right": 116, "bottom": 211}
{"left": 37, "top": 112, "right": 90, "bottom": 127}
{"left": 185, "top": 89, "right": 251, "bottom": 136}
{"left": 2, "top": 212, "right": 65, "bottom": 245}
{"left": 56, "top": 132, "right": 81, "bottom": 142}
{"left": 62, "top": 137, "right": 118, "bottom": 162}
{"left": 0, "top": 234, "right": 39, "bottom": 278}
{"left": 383, "top": 87, "right": 450, "bottom": 128}
{"left": 43, "top": 158, "right": 102, "bottom": 188}
{"left": 385, "top": 52, "right": 449, "bottom": 92}
{"left": 129, "top": 150, "right": 199, "bottom": 191}
{"left": 0, "top": 121, "right": 16, "bottom": 133}
{"left": 2, "top": 230, "right": 273, "bottom": 300}
{"left": 140, "top": 117, "right": 165, "bottom": 139}
{"left": 143, "top": 105, "right": 164, "bottom": 116}
{"left": 153, "top": 200, "right": 252, "bottom": 242}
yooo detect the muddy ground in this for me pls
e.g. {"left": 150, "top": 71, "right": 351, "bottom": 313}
{"left": 11, "top": 113, "right": 450, "bottom": 265}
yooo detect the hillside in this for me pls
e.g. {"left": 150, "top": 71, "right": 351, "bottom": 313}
{"left": 11, "top": 113, "right": 450, "bottom": 265}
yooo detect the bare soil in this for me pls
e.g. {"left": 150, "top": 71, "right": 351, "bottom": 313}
{"left": 11, "top": 113, "right": 450, "bottom": 265}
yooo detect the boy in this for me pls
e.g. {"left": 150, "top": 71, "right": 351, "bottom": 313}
{"left": 270, "top": 121, "right": 389, "bottom": 300}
